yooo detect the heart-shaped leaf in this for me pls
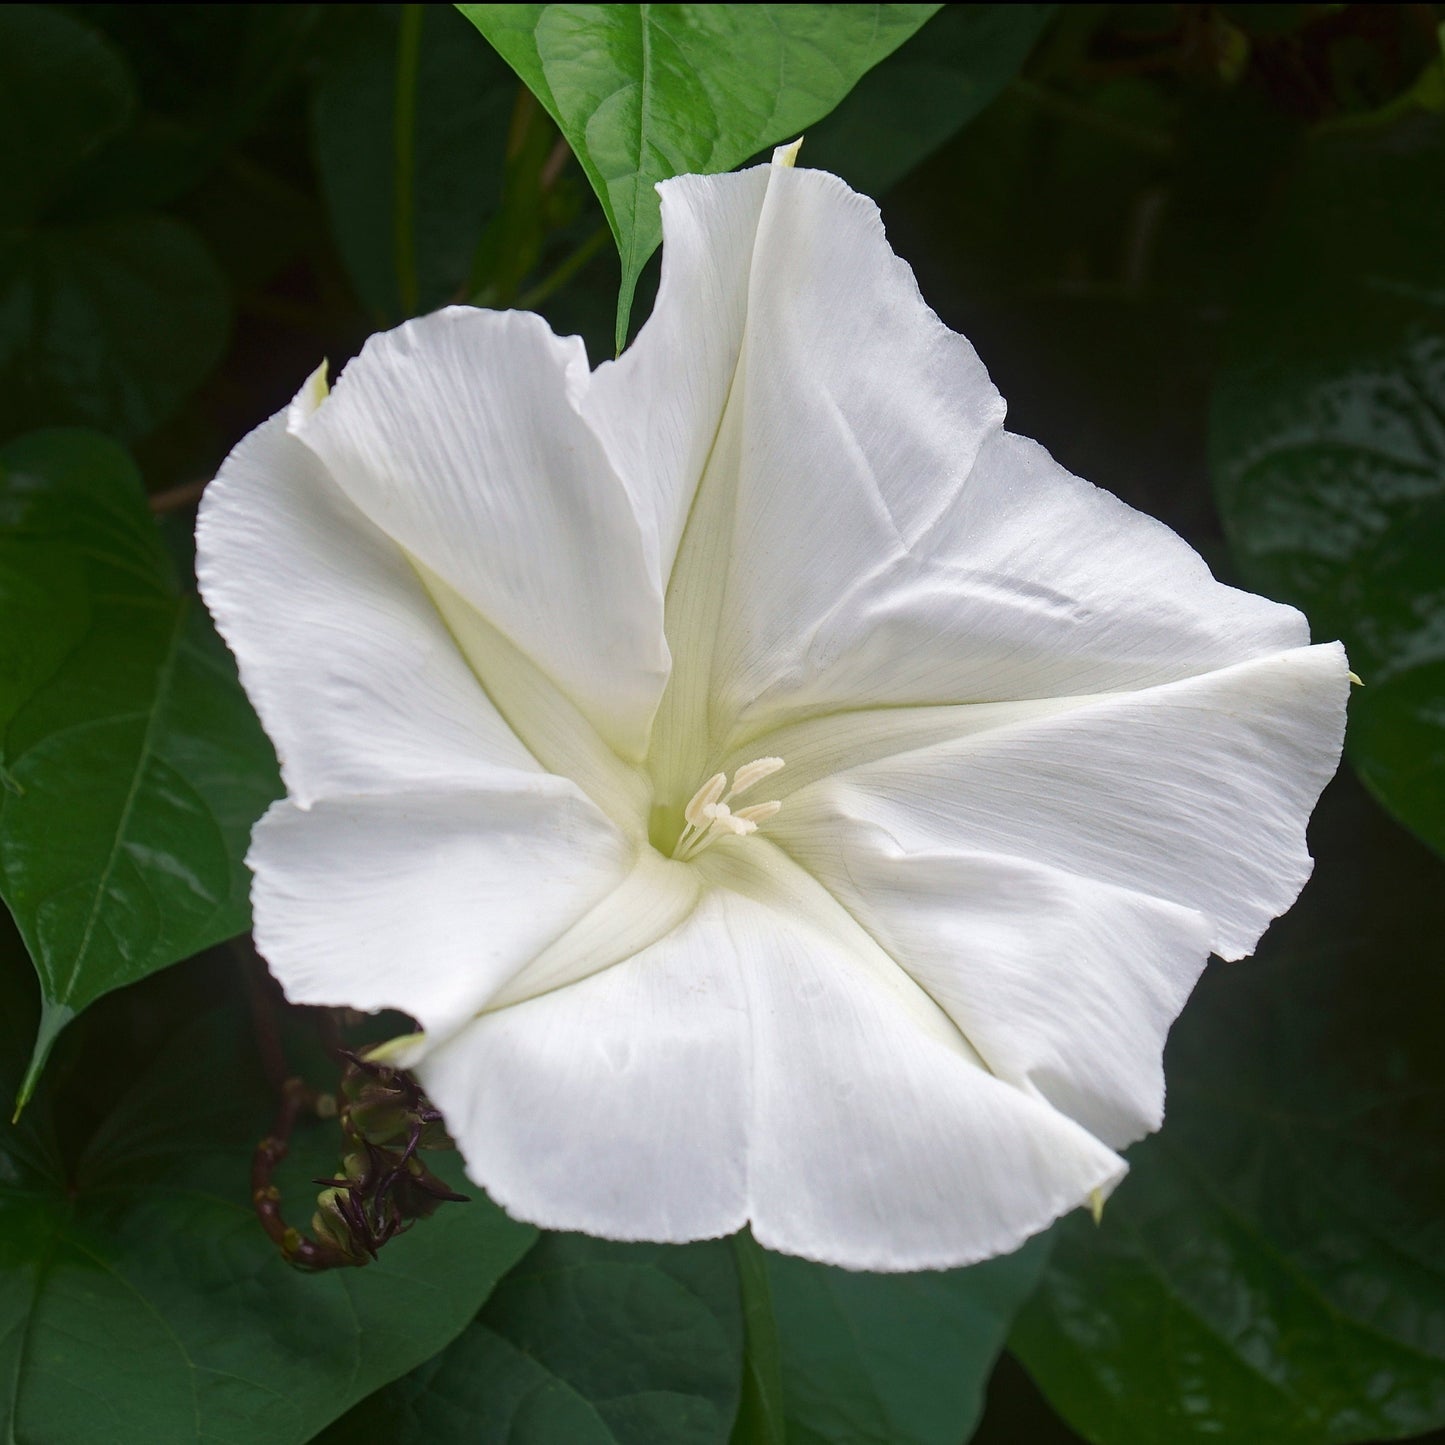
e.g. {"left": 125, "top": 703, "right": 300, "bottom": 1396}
{"left": 459, "top": 3, "right": 939, "bottom": 349}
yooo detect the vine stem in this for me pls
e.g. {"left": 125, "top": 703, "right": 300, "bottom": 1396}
{"left": 148, "top": 480, "right": 208, "bottom": 515}
{"left": 251, "top": 1077, "right": 353, "bottom": 1270}
{"left": 728, "top": 1229, "right": 787, "bottom": 1445}
{"left": 515, "top": 225, "right": 612, "bottom": 312}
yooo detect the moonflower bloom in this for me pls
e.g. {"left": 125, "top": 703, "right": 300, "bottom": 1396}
{"left": 197, "top": 145, "right": 1348, "bottom": 1271}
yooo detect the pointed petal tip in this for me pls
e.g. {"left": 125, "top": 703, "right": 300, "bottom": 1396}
{"left": 772, "top": 136, "right": 804, "bottom": 168}
{"left": 363, "top": 1031, "right": 428, "bottom": 1069}
{"left": 285, "top": 359, "right": 330, "bottom": 435}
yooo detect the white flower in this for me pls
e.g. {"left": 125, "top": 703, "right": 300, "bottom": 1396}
{"left": 196, "top": 146, "right": 1348, "bottom": 1272}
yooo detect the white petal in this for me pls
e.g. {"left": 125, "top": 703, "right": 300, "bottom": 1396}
{"left": 728, "top": 890, "right": 1126, "bottom": 1271}
{"left": 584, "top": 168, "right": 771, "bottom": 588}
{"left": 725, "top": 694, "right": 1101, "bottom": 801}
{"left": 726, "top": 427, "right": 1312, "bottom": 731}
{"left": 775, "top": 644, "right": 1351, "bottom": 963}
{"left": 797, "top": 836, "right": 1212, "bottom": 1149}
{"left": 421, "top": 871, "right": 1124, "bottom": 1272}
{"left": 292, "top": 307, "right": 668, "bottom": 761}
{"left": 196, "top": 405, "right": 537, "bottom": 806}
{"left": 712, "top": 168, "right": 1005, "bottom": 722}
{"left": 416, "top": 557, "right": 652, "bottom": 843}
{"left": 487, "top": 846, "right": 701, "bottom": 1010}
{"left": 249, "top": 786, "right": 629, "bottom": 1039}
{"left": 643, "top": 163, "right": 1007, "bottom": 806}
{"left": 610, "top": 165, "right": 1309, "bottom": 754}
{"left": 416, "top": 888, "right": 751, "bottom": 1245}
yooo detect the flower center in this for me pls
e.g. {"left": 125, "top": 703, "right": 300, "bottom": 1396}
{"left": 670, "top": 758, "right": 785, "bottom": 861}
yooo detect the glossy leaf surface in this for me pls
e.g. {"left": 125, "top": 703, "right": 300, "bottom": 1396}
{"left": 1211, "top": 130, "right": 1445, "bottom": 856}
{"left": 0, "top": 430, "right": 279, "bottom": 1102}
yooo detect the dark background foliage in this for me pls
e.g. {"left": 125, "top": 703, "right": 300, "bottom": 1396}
{"left": 1, "top": 5, "right": 1442, "bottom": 1442}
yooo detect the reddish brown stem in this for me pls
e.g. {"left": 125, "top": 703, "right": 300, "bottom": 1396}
{"left": 148, "top": 478, "right": 208, "bottom": 514}
{"left": 251, "top": 1076, "right": 353, "bottom": 1270}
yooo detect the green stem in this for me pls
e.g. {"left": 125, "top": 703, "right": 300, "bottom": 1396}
{"left": 467, "top": 86, "right": 547, "bottom": 305}
{"left": 392, "top": 4, "right": 424, "bottom": 317}
{"left": 515, "top": 225, "right": 612, "bottom": 312}
{"left": 729, "top": 1229, "right": 787, "bottom": 1445}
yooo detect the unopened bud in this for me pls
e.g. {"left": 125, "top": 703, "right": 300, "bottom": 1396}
{"left": 311, "top": 1187, "right": 371, "bottom": 1265}
{"left": 393, "top": 1157, "right": 470, "bottom": 1219}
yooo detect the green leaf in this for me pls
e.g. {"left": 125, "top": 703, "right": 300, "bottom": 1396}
{"left": 329, "top": 1229, "right": 1052, "bottom": 1445}
{"left": 460, "top": 2, "right": 940, "bottom": 351}
{"left": 1011, "top": 775, "right": 1445, "bottom": 1443}
{"left": 802, "top": 4, "right": 1055, "bottom": 197}
{"left": 318, "top": 1232, "right": 744, "bottom": 1443}
{"left": 1210, "top": 127, "right": 1445, "bottom": 856}
{"left": 312, "top": 2, "right": 516, "bottom": 321}
{"left": 0, "top": 430, "right": 280, "bottom": 1105}
{"left": 0, "top": 931, "right": 537, "bottom": 1444}
{"left": 767, "top": 1237, "right": 1052, "bottom": 1445}
{"left": 0, "top": 216, "right": 231, "bottom": 443}
{"left": 0, "top": 4, "right": 135, "bottom": 227}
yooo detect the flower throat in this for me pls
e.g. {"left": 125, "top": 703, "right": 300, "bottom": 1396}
{"left": 649, "top": 757, "right": 785, "bottom": 860}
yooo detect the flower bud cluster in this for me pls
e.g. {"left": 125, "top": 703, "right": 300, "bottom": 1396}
{"left": 254, "top": 1051, "right": 467, "bottom": 1272}
{"left": 303, "top": 1053, "right": 467, "bottom": 1268}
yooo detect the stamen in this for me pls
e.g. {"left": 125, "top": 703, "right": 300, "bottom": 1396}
{"left": 684, "top": 772, "right": 728, "bottom": 827}
{"left": 733, "top": 800, "right": 781, "bottom": 825}
{"left": 671, "top": 761, "right": 786, "bottom": 860}
{"left": 729, "top": 757, "right": 785, "bottom": 797}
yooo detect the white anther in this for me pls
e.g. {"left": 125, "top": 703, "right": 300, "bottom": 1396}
{"left": 729, "top": 757, "right": 785, "bottom": 797}
{"left": 733, "top": 800, "right": 781, "bottom": 825}
{"left": 684, "top": 772, "right": 728, "bottom": 827}
{"left": 672, "top": 759, "right": 786, "bottom": 860}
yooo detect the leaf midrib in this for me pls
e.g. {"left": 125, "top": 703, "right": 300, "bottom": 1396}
{"left": 55, "top": 595, "right": 188, "bottom": 1003}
